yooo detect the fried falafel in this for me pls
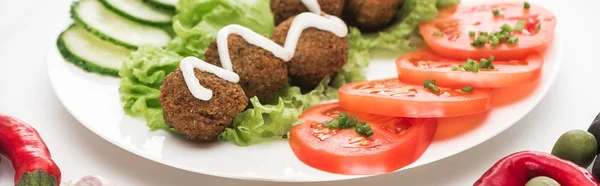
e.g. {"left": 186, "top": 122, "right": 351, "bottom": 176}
{"left": 270, "top": 0, "right": 346, "bottom": 25}
{"left": 159, "top": 68, "right": 248, "bottom": 142}
{"left": 344, "top": 0, "right": 404, "bottom": 31}
{"left": 204, "top": 35, "right": 288, "bottom": 102}
{"left": 271, "top": 16, "right": 349, "bottom": 89}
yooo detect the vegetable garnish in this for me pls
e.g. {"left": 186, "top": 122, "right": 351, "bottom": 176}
{"left": 507, "top": 37, "right": 519, "bottom": 44}
{"left": 421, "top": 2, "right": 557, "bottom": 60}
{"left": 514, "top": 21, "right": 526, "bottom": 31}
{"left": 461, "top": 86, "right": 474, "bottom": 93}
{"left": 450, "top": 56, "right": 495, "bottom": 73}
{"left": 535, "top": 23, "right": 542, "bottom": 32}
{"left": 322, "top": 112, "right": 374, "bottom": 137}
{"left": 291, "top": 104, "right": 438, "bottom": 174}
{"left": 462, "top": 59, "right": 480, "bottom": 73}
{"left": 424, "top": 79, "right": 441, "bottom": 94}
{"left": 396, "top": 50, "right": 544, "bottom": 88}
{"left": 432, "top": 31, "right": 443, "bottom": 37}
{"left": 474, "top": 151, "right": 600, "bottom": 186}
{"left": 470, "top": 24, "right": 522, "bottom": 47}
{"left": 492, "top": 9, "right": 502, "bottom": 16}
{"left": 479, "top": 56, "right": 495, "bottom": 69}
{"left": 524, "top": 2, "right": 531, "bottom": 9}
{"left": 469, "top": 31, "right": 476, "bottom": 37}
{"left": 0, "top": 115, "right": 62, "bottom": 186}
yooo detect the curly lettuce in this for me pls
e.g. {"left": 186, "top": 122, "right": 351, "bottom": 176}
{"left": 119, "top": 46, "right": 182, "bottom": 130}
{"left": 167, "top": 0, "right": 274, "bottom": 58}
{"left": 369, "top": 0, "right": 459, "bottom": 53}
{"left": 332, "top": 28, "right": 371, "bottom": 87}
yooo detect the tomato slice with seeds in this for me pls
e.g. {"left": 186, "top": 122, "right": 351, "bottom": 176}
{"left": 339, "top": 79, "right": 492, "bottom": 118}
{"left": 290, "top": 103, "right": 437, "bottom": 175}
{"left": 420, "top": 2, "right": 556, "bottom": 60}
{"left": 396, "top": 49, "right": 543, "bottom": 88}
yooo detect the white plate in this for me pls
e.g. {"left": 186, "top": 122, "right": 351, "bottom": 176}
{"left": 47, "top": 5, "right": 562, "bottom": 183}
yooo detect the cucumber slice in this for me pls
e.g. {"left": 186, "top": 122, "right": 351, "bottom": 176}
{"left": 100, "top": 0, "right": 173, "bottom": 26}
{"left": 58, "top": 25, "right": 134, "bottom": 76}
{"left": 71, "top": 0, "right": 171, "bottom": 49}
{"left": 145, "top": 0, "right": 178, "bottom": 10}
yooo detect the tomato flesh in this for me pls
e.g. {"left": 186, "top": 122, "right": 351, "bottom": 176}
{"left": 290, "top": 103, "right": 437, "bottom": 174}
{"left": 396, "top": 49, "right": 543, "bottom": 88}
{"left": 420, "top": 2, "right": 556, "bottom": 60}
{"left": 339, "top": 79, "right": 492, "bottom": 118}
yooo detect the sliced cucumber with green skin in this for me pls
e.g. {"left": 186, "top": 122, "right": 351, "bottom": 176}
{"left": 71, "top": 0, "right": 171, "bottom": 49}
{"left": 145, "top": 0, "right": 178, "bottom": 10}
{"left": 100, "top": 0, "right": 173, "bottom": 26}
{"left": 58, "top": 25, "right": 133, "bottom": 76}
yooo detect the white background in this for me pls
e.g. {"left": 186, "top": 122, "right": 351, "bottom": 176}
{"left": 0, "top": 0, "right": 597, "bottom": 185}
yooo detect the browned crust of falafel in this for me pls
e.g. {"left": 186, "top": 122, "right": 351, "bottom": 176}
{"left": 344, "top": 0, "right": 404, "bottom": 31}
{"left": 271, "top": 16, "right": 349, "bottom": 89}
{"left": 204, "top": 35, "right": 288, "bottom": 102}
{"left": 159, "top": 69, "right": 248, "bottom": 142}
{"left": 270, "top": 0, "right": 346, "bottom": 25}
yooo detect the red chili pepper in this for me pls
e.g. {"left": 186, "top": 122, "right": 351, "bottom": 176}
{"left": 0, "top": 115, "right": 61, "bottom": 186}
{"left": 474, "top": 151, "right": 599, "bottom": 186}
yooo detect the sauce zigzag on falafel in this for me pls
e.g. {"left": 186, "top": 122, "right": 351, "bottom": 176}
{"left": 282, "top": 12, "right": 348, "bottom": 55}
{"left": 179, "top": 56, "right": 240, "bottom": 100}
{"left": 216, "top": 25, "right": 292, "bottom": 71}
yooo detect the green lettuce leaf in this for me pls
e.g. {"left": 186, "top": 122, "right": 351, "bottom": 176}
{"left": 167, "top": 0, "right": 274, "bottom": 58}
{"left": 369, "top": 0, "right": 452, "bottom": 53}
{"left": 332, "top": 28, "right": 372, "bottom": 87}
{"left": 119, "top": 46, "right": 183, "bottom": 130}
{"left": 219, "top": 78, "right": 336, "bottom": 146}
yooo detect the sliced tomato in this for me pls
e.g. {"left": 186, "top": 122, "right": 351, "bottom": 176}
{"left": 299, "top": 102, "right": 395, "bottom": 125}
{"left": 396, "top": 49, "right": 543, "bottom": 88}
{"left": 290, "top": 103, "right": 437, "bottom": 175}
{"left": 339, "top": 79, "right": 492, "bottom": 117}
{"left": 420, "top": 2, "right": 556, "bottom": 60}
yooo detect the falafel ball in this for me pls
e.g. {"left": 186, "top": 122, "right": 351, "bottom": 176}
{"left": 204, "top": 35, "right": 288, "bottom": 102}
{"left": 344, "top": 0, "right": 404, "bottom": 31}
{"left": 271, "top": 16, "right": 349, "bottom": 89}
{"left": 159, "top": 68, "right": 248, "bottom": 142}
{"left": 270, "top": 0, "right": 346, "bottom": 25}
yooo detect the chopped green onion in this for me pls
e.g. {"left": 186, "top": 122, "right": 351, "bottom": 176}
{"left": 524, "top": 2, "right": 531, "bottom": 9}
{"left": 507, "top": 37, "right": 519, "bottom": 44}
{"left": 490, "top": 35, "right": 500, "bottom": 46}
{"left": 514, "top": 21, "right": 526, "bottom": 31}
{"left": 323, "top": 112, "right": 374, "bottom": 137}
{"left": 424, "top": 79, "right": 441, "bottom": 94}
{"left": 535, "top": 23, "right": 542, "bottom": 32}
{"left": 469, "top": 31, "right": 476, "bottom": 37}
{"left": 432, "top": 31, "right": 443, "bottom": 37}
{"left": 461, "top": 86, "right": 474, "bottom": 93}
{"left": 462, "top": 59, "right": 480, "bottom": 73}
{"left": 492, "top": 9, "right": 502, "bottom": 16}
{"left": 355, "top": 122, "right": 373, "bottom": 137}
{"left": 480, "top": 56, "right": 495, "bottom": 69}
{"left": 451, "top": 65, "right": 461, "bottom": 71}
{"left": 501, "top": 24, "right": 513, "bottom": 32}
{"left": 479, "top": 31, "right": 489, "bottom": 36}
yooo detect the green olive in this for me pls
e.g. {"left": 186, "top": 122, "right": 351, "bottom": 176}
{"left": 551, "top": 130, "right": 598, "bottom": 167}
{"left": 525, "top": 176, "right": 560, "bottom": 186}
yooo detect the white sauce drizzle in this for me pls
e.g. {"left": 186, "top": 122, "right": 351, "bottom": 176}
{"left": 283, "top": 12, "right": 348, "bottom": 55}
{"left": 216, "top": 25, "right": 291, "bottom": 71}
{"left": 300, "top": 0, "right": 322, "bottom": 14}
{"left": 180, "top": 57, "right": 240, "bottom": 101}
{"left": 183, "top": 4, "right": 349, "bottom": 101}
{"left": 300, "top": 0, "right": 346, "bottom": 24}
